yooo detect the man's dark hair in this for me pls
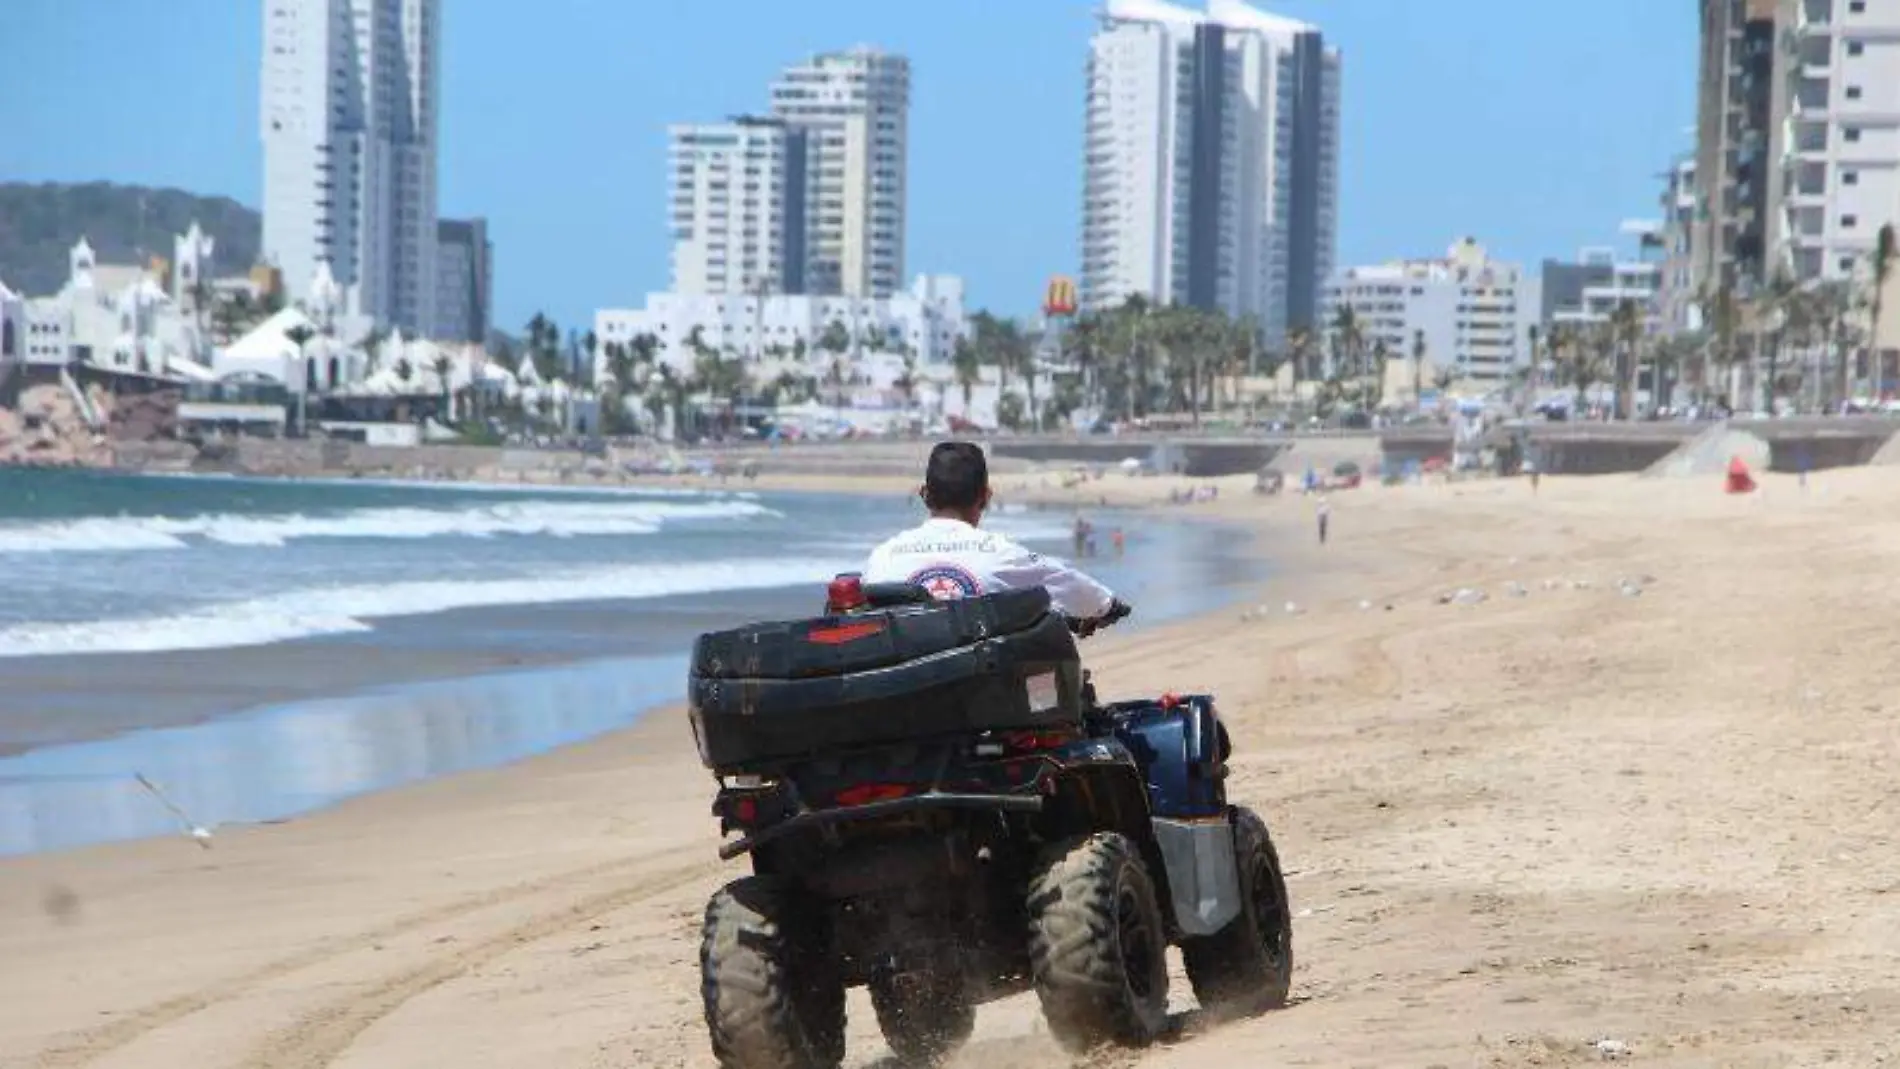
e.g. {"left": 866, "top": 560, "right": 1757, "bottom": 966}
{"left": 923, "top": 441, "right": 988, "bottom": 511}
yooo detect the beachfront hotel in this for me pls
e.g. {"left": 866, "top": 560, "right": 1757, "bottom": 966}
{"left": 664, "top": 47, "right": 911, "bottom": 302}
{"left": 260, "top": 0, "right": 441, "bottom": 336}
{"left": 1079, "top": 0, "right": 1341, "bottom": 341}
{"left": 770, "top": 46, "right": 912, "bottom": 299}
{"left": 667, "top": 117, "right": 810, "bottom": 298}
{"left": 1324, "top": 238, "right": 1543, "bottom": 387}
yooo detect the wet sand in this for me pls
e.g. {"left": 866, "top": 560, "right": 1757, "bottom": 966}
{"left": 9, "top": 467, "right": 1900, "bottom": 1066}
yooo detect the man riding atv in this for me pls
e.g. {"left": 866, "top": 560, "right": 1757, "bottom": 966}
{"left": 689, "top": 441, "right": 1291, "bottom": 1068}
{"left": 865, "top": 441, "right": 1130, "bottom": 630}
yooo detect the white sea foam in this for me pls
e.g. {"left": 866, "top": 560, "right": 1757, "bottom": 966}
{"left": 0, "top": 556, "right": 854, "bottom": 657}
{"left": 0, "top": 498, "right": 778, "bottom": 554}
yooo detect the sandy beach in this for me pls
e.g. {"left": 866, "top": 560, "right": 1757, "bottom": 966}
{"left": 5, "top": 465, "right": 1900, "bottom": 1067}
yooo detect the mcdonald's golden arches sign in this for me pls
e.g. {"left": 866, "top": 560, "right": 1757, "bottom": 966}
{"left": 1043, "top": 275, "right": 1078, "bottom": 318}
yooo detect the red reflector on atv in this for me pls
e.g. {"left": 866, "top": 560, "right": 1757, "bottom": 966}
{"left": 807, "top": 620, "right": 886, "bottom": 645}
{"left": 834, "top": 783, "right": 911, "bottom": 806}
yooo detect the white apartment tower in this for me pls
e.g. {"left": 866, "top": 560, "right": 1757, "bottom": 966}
{"left": 1769, "top": 0, "right": 1900, "bottom": 285}
{"left": 260, "top": 0, "right": 440, "bottom": 335}
{"left": 668, "top": 118, "right": 809, "bottom": 297}
{"left": 771, "top": 47, "right": 910, "bottom": 298}
{"left": 1081, "top": 0, "right": 1341, "bottom": 342}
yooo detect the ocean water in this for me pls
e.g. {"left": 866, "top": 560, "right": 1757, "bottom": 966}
{"left": 0, "top": 468, "right": 1265, "bottom": 854}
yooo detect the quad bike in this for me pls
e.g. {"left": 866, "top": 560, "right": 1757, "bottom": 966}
{"left": 688, "top": 575, "right": 1292, "bottom": 1068}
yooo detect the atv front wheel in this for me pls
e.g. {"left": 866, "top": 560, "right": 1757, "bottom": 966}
{"left": 1026, "top": 832, "right": 1171, "bottom": 1052}
{"left": 700, "top": 876, "right": 846, "bottom": 1069}
{"left": 869, "top": 968, "right": 975, "bottom": 1064}
{"left": 1180, "top": 806, "right": 1293, "bottom": 1015}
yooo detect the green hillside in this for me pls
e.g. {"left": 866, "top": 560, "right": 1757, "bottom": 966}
{"left": 0, "top": 182, "right": 261, "bottom": 297}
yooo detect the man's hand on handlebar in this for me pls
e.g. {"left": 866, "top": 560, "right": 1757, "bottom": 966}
{"left": 1068, "top": 599, "right": 1132, "bottom": 638}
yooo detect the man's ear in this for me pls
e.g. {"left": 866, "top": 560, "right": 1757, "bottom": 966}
{"left": 918, "top": 484, "right": 931, "bottom": 509}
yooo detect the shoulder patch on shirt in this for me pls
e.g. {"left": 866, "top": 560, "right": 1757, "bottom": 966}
{"left": 908, "top": 564, "right": 982, "bottom": 600}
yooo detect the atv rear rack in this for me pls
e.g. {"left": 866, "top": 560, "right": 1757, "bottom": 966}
{"left": 718, "top": 792, "right": 1045, "bottom": 860}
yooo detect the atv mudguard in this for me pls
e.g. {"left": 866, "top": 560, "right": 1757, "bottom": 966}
{"left": 1107, "top": 696, "right": 1244, "bottom": 937}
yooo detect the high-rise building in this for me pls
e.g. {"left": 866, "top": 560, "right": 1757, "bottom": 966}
{"left": 1693, "top": 0, "right": 1778, "bottom": 299}
{"left": 1657, "top": 153, "right": 1703, "bottom": 334}
{"left": 770, "top": 46, "right": 911, "bottom": 298}
{"left": 667, "top": 118, "right": 809, "bottom": 297}
{"left": 1079, "top": 0, "right": 1341, "bottom": 342}
{"left": 433, "top": 217, "right": 492, "bottom": 344}
{"left": 1325, "top": 238, "right": 1541, "bottom": 386}
{"left": 260, "top": 0, "right": 440, "bottom": 335}
{"left": 1767, "top": 0, "right": 1900, "bottom": 286}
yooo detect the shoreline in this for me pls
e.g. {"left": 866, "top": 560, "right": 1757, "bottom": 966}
{"left": 0, "top": 493, "right": 1269, "bottom": 855}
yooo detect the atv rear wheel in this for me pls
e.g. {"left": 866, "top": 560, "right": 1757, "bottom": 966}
{"left": 1026, "top": 832, "right": 1171, "bottom": 1052}
{"left": 869, "top": 968, "right": 975, "bottom": 1064}
{"left": 1180, "top": 806, "right": 1293, "bottom": 1016}
{"left": 701, "top": 876, "right": 846, "bottom": 1069}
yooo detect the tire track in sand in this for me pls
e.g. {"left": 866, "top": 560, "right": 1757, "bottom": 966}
{"left": 235, "top": 862, "right": 711, "bottom": 1069}
{"left": 27, "top": 849, "right": 705, "bottom": 1069}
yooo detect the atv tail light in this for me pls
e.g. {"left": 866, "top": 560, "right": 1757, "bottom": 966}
{"left": 834, "top": 783, "right": 912, "bottom": 807}
{"left": 825, "top": 573, "right": 867, "bottom": 614}
{"left": 731, "top": 797, "right": 758, "bottom": 823}
{"left": 1001, "top": 730, "right": 1073, "bottom": 753}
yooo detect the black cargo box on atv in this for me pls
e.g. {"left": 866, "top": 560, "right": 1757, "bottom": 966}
{"left": 688, "top": 587, "right": 1084, "bottom": 773}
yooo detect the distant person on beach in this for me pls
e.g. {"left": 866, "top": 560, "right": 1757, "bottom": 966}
{"left": 1524, "top": 455, "right": 1540, "bottom": 494}
{"left": 1112, "top": 528, "right": 1125, "bottom": 558}
{"left": 1073, "top": 515, "right": 1092, "bottom": 558}
{"left": 1316, "top": 495, "right": 1331, "bottom": 545}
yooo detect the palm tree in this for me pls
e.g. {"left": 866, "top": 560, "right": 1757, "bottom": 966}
{"left": 894, "top": 353, "right": 918, "bottom": 414}
{"left": 1700, "top": 281, "right": 1742, "bottom": 411}
{"left": 1869, "top": 223, "right": 1895, "bottom": 400}
{"left": 1285, "top": 326, "right": 1313, "bottom": 391}
{"left": 1659, "top": 331, "right": 1705, "bottom": 413}
{"left": 1067, "top": 311, "right": 1105, "bottom": 413}
{"left": 1809, "top": 280, "right": 1854, "bottom": 412}
{"left": 432, "top": 353, "right": 453, "bottom": 420}
{"left": 817, "top": 319, "right": 852, "bottom": 360}
{"left": 1409, "top": 329, "right": 1428, "bottom": 413}
{"left": 1367, "top": 337, "right": 1391, "bottom": 412}
{"left": 1751, "top": 270, "right": 1800, "bottom": 415}
{"left": 1111, "top": 294, "right": 1153, "bottom": 420}
{"left": 524, "top": 312, "right": 564, "bottom": 383}
{"left": 1609, "top": 298, "right": 1645, "bottom": 420}
{"left": 285, "top": 322, "right": 316, "bottom": 433}
{"left": 951, "top": 336, "right": 981, "bottom": 413}
{"left": 1329, "top": 304, "right": 1362, "bottom": 382}
{"left": 1539, "top": 323, "right": 1591, "bottom": 416}
{"left": 1009, "top": 321, "right": 1040, "bottom": 430}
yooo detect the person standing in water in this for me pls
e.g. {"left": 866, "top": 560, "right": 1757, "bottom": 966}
{"left": 1316, "top": 495, "right": 1331, "bottom": 545}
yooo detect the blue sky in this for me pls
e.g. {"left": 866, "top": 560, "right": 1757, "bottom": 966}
{"left": 4, "top": 1, "right": 1695, "bottom": 336}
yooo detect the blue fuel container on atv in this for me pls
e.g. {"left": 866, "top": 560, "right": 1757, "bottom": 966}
{"left": 1102, "top": 695, "right": 1231, "bottom": 819}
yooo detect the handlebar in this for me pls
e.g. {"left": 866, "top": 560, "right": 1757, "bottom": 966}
{"left": 1067, "top": 600, "right": 1132, "bottom": 638}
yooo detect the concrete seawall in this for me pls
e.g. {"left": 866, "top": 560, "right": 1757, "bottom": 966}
{"left": 90, "top": 419, "right": 1900, "bottom": 483}
{"left": 1387, "top": 419, "right": 1900, "bottom": 477}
